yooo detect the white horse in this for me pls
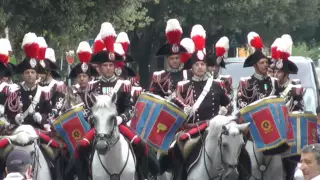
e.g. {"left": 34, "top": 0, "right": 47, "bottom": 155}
{"left": 183, "top": 115, "right": 250, "bottom": 180}
{"left": 91, "top": 95, "right": 137, "bottom": 180}
{"left": 245, "top": 140, "right": 285, "bottom": 180}
{"left": 3, "top": 125, "right": 52, "bottom": 180}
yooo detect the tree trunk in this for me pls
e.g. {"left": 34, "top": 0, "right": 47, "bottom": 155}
{"left": 130, "top": 0, "right": 168, "bottom": 89}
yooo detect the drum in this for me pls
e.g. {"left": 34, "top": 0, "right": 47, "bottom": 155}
{"left": 283, "top": 111, "right": 317, "bottom": 160}
{"left": 240, "top": 96, "right": 292, "bottom": 155}
{"left": 52, "top": 105, "right": 91, "bottom": 154}
{"left": 130, "top": 92, "right": 187, "bottom": 152}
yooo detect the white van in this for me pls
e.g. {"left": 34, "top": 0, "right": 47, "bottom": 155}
{"left": 221, "top": 56, "right": 320, "bottom": 114}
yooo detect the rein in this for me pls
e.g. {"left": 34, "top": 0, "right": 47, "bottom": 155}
{"left": 93, "top": 121, "right": 130, "bottom": 179}
{"left": 31, "top": 141, "right": 41, "bottom": 180}
{"left": 252, "top": 144, "right": 272, "bottom": 180}
{"left": 198, "top": 122, "right": 241, "bottom": 180}
{"left": 97, "top": 141, "right": 130, "bottom": 179}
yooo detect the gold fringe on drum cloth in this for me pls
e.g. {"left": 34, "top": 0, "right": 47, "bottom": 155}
{"left": 239, "top": 98, "right": 293, "bottom": 153}
{"left": 282, "top": 113, "right": 317, "bottom": 158}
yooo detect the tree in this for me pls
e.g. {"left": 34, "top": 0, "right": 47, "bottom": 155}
{"left": 0, "top": 0, "right": 152, "bottom": 63}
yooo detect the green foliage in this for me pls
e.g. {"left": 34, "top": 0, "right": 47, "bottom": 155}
{"left": 292, "top": 42, "right": 320, "bottom": 60}
{"left": 0, "top": 0, "right": 152, "bottom": 61}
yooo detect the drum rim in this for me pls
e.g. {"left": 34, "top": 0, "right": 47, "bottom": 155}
{"left": 138, "top": 92, "right": 187, "bottom": 118}
{"left": 53, "top": 105, "right": 85, "bottom": 125}
{"left": 239, "top": 97, "right": 285, "bottom": 115}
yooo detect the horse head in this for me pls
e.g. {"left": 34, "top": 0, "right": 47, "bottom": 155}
{"left": 1, "top": 125, "right": 39, "bottom": 162}
{"left": 207, "top": 115, "right": 250, "bottom": 180}
{"left": 6, "top": 125, "right": 38, "bottom": 146}
{"left": 91, "top": 94, "right": 119, "bottom": 154}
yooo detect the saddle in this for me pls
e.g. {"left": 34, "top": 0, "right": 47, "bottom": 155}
{"left": 175, "top": 122, "right": 208, "bottom": 160}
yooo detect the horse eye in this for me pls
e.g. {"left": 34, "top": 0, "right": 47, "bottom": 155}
{"left": 222, "top": 143, "right": 228, "bottom": 148}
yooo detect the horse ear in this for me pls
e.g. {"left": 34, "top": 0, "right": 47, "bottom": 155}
{"left": 111, "top": 93, "right": 118, "bottom": 104}
{"left": 222, "top": 125, "right": 227, "bottom": 132}
{"left": 236, "top": 122, "right": 250, "bottom": 132}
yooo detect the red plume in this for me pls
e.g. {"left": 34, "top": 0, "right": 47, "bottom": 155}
{"left": 215, "top": 36, "right": 229, "bottom": 57}
{"left": 247, "top": 32, "right": 263, "bottom": 49}
{"left": 93, "top": 35, "right": 105, "bottom": 54}
{"left": 100, "top": 22, "right": 116, "bottom": 52}
{"left": 279, "top": 52, "right": 290, "bottom": 61}
{"left": 36, "top": 37, "right": 47, "bottom": 60}
{"left": 77, "top": 41, "right": 92, "bottom": 63}
{"left": 116, "top": 32, "right": 130, "bottom": 53}
{"left": 215, "top": 47, "right": 226, "bottom": 57}
{"left": 271, "top": 47, "right": 280, "bottom": 59}
{"left": 115, "top": 61, "right": 125, "bottom": 68}
{"left": 120, "top": 42, "right": 129, "bottom": 53}
{"left": 180, "top": 53, "right": 192, "bottom": 63}
{"left": 191, "top": 25, "right": 206, "bottom": 51}
{"left": 165, "top": 19, "right": 183, "bottom": 44}
{"left": 0, "top": 42, "right": 9, "bottom": 64}
{"left": 22, "top": 33, "right": 39, "bottom": 59}
{"left": 0, "top": 54, "right": 8, "bottom": 64}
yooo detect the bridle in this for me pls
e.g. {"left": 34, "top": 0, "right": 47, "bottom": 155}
{"left": 200, "top": 123, "right": 241, "bottom": 180}
{"left": 94, "top": 117, "right": 120, "bottom": 153}
{"left": 93, "top": 117, "right": 129, "bottom": 179}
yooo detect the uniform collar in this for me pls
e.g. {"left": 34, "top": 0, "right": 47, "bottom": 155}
{"left": 21, "top": 83, "right": 37, "bottom": 91}
{"left": 253, "top": 73, "right": 268, "bottom": 80}
{"left": 40, "top": 78, "right": 56, "bottom": 86}
{"left": 192, "top": 74, "right": 209, "bottom": 82}
{"left": 167, "top": 65, "right": 183, "bottom": 73}
{"left": 280, "top": 78, "right": 291, "bottom": 88}
{"left": 100, "top": 75, "right": 117, "bottom": 83}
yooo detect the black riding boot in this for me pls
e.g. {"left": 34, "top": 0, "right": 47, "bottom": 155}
{"left": 146, "top": 149, "right": 160, "bottom": 176}
{"left": 282, "top": 158, "right": 297, "bottom": 180}
{"left": 54, "top": 156, "right": 63, "bottom": 180}
{"left": 75, "top": 145, "right": 91, "bottom": 180}
{"left": 159, "top": 145, "right": 181, "bottom": 174}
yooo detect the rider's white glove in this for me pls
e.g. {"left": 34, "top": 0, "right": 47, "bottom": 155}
{"left": 0, "top": 104, "right": 4, "bottom": 115}
{"left": 33, "top": 112, "right": 42, "bottom": 124}
{"left": 183, "top": 106, "right": 192, "bottom": 115}
{"left": 15, "top": 113, "right": 24, "bottom": 124}
{"left": 218, "top": 106, "right": 228, "bottom": 116}
{"left": 44, "top": 124, "right": 51, "bottom": 132}
{"left": 116, "top": 116, "right": 123, "bottom": 125}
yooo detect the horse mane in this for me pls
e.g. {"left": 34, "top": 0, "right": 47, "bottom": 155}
{"left": 207, "top": 115, "right": 238, "bottom": 137}
{"left": 92, "top": 95, "right": 117, "bottom": 115}
{"left": 6, "top": 125, "right": 38, "bottom": 145}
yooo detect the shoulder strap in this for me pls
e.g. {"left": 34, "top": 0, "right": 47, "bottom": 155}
{"left": 190, "top": 77, "right": 214, "bottom": 114}
{"left": 21, "top": 86, "right": 42, "bottom": 119}
{"left": 47, "top": 79, "right": 57, "bottom": 90}
{"left": 269, "top": 78, "right": 276, "bottom": 96}
{"left": 183, "top": 70, "right": 188, "bottom": 80}
{"left": 112, "top": 79, "right": 124, "bottom": 94}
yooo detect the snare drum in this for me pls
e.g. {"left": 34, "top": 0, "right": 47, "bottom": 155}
{"left": 130, "top": 92, "right": 187, "bottom": 152}
{"left": 52, "top": 105, "right": 91, "bottom": 154}
{"left": 283, "top": 111, "right": 317, "bottom": 160}
{"left": 240, "top": 96, "right": 291, "bottom": 155}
